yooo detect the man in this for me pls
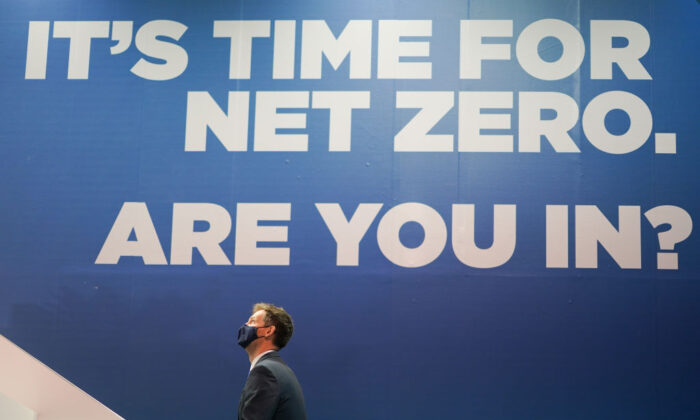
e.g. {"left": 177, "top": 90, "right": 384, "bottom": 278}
{"left": 237, "top": 303, "right": 307, "bottom": 420}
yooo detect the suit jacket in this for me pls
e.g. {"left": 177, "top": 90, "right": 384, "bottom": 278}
{"left": 238, "top": 351, "right": 307, "bottom": 420}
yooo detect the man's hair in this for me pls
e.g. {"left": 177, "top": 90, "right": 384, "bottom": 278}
{"left": 253, "top": 302, "right": 294, "bottom": 349}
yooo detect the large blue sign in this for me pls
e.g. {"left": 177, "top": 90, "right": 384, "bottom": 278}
{"left": 1, "top": 0, "right": 698, "bottom": 418}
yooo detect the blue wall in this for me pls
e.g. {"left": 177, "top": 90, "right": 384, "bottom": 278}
{"left": 1, "top": 1, "right": 698, "bottom": 418}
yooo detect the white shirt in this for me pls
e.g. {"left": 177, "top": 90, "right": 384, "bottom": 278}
{"left": 249, "top": 350, "right": 275, "bottom": 372}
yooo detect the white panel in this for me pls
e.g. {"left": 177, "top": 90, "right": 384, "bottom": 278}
{"left": 0, "top": 392, "right": 36, "bottom": 420}
{"left": 0, "top": 335, "right": 124, "bottom": 420}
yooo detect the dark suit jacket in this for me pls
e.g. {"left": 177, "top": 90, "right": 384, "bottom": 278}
{"left": 238, "top": 351, "right": 307, "bottom": 420}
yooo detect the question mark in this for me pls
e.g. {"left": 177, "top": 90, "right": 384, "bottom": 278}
{"left": 644, "top": 205, "right": 693, "bottom": 270}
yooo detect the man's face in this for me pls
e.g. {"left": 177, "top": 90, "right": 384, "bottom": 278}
{"left": 239, "top": 309, "right": 279, "bottom": 351}
{"left": 242, "top": 310, "right": 274, "bottom": 349}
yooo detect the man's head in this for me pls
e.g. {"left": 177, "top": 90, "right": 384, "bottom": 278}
{"left": 241, "top": 303, "right": 294, "bottom": 352}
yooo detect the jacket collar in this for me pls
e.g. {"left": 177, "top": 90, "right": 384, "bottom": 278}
{"left": 250, "top": 349, "right": 280, "bottom": 370}
{"left": 258, "top": 350, "right": 280, "bottom": 362}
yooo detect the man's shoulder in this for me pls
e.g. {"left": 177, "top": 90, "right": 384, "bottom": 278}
{"left": 246, "top": 363, "right": 278, "bottom": 388}
{"left": 256, "top": 352, "right": 288, "bottom": 371}
{"left": 255, "top": 352, "right": 301, "bottom": 383}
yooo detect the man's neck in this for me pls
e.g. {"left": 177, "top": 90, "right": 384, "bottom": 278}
{"left": 246, "top": 343, "right": 278, "bottom": 363}
{"left": 249, "top": 349, "right": 277, "bottom": 371}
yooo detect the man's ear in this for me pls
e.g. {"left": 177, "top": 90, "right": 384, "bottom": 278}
{"left": 265, "top": 325, "right": 276, "bottom": 338}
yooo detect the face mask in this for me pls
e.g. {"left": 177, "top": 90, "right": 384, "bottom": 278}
{"left": 237, "top": 324, "right": 267, "bottom": 349}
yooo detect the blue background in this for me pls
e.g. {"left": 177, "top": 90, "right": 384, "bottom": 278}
{"left": 1, "top": 0, "right": 699, "bottom": 418}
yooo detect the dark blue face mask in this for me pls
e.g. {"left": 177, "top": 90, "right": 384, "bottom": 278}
{"left": 237, "top": 324, "right": 269, "bottom": 349}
